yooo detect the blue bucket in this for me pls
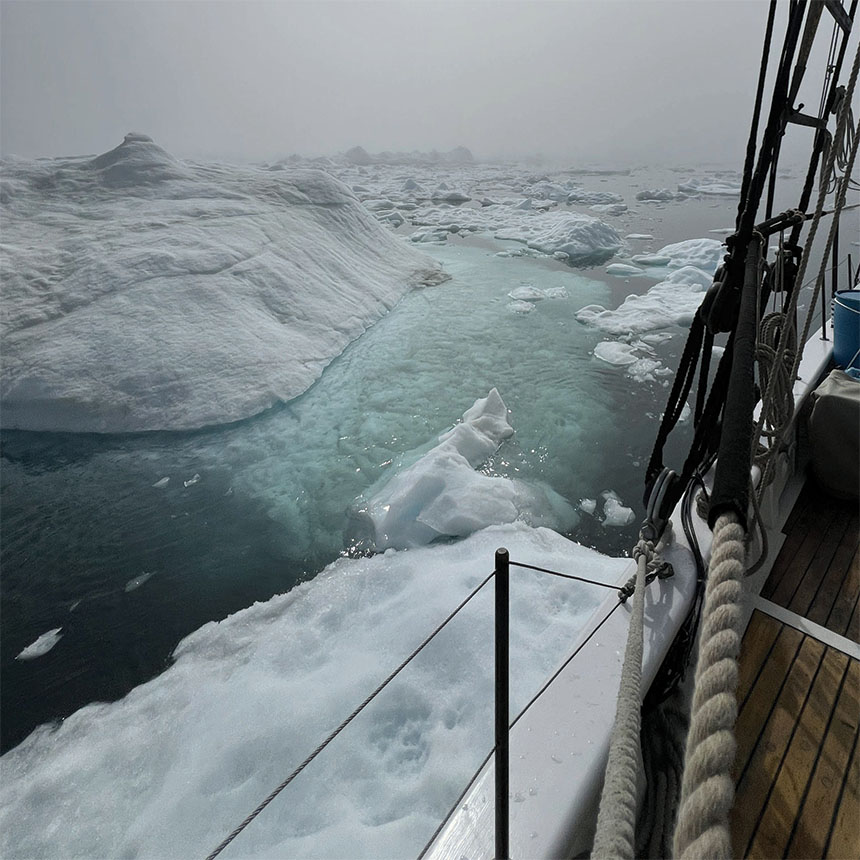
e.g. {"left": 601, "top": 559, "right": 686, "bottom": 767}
{"left": 833, "top": 289, "right": 860, "bottom": 369}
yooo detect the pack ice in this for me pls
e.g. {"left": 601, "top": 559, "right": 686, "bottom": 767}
{"left": 0, "top": 134, "right": 443, "bottom": 433}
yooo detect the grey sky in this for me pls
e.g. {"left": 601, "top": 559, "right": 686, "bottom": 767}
{"left": 1, "top": 1, "right": 855, "bottom": 165}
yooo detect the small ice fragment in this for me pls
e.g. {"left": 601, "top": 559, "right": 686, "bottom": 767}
{"left": 125, "top": 571, "right": 155, "bottom": 593}
{"left": 507, "top": 300, "right": 534, "bottom": 314}
{"left": 184, "top": 473, "right": 200, "bottom": 488}
{"left": 606, "top": 263, "right": 644, "bottom": 277}
{"left": 508, "top": 285, "right": 546, "bottom": 302}
{"left": 16, "top": 628, "right": 63, "bottom": 660}
{"left": 579, "top": 498, "right": 597, "bottom": 515}
{"left": 625, "top": 233, "right": 654, "bottom": 240}
{"left": 152, "top": 477, "right": 169, "bottom": 488}
{"left": 543, "top": 286, "right": 568, "bottom": 299}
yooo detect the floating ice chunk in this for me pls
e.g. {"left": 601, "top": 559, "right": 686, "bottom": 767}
{"left": 507, "top": 300, "right": 534, "bottom": 314}
{"left": 654, "top": 238, "right": 724, "bottom": 272}
{"left": 543, "top": 287, "right": 569, "bottom": 299}
{"left": 496, "top": 213, "right": 622, "bottom": 263}
{"left": 16, "top": 628, "right": 63, "bottom": 660}
{"left": 362, "top": 198, "right": 395, "bottom": 212}
{"left": 677, "top": 177, "right": 740, "bottom": 196}
{"left": 664, "top": 265, "right": 713, "bottom": 289}
{"left": 640, "top": 332, "right": 673, "bottom": 346}
{"left": 152, "top": 477, "right": 169, "bottom": 488}
{"left": 709, "top": 227, "right": 734, "bottom": 234}
{"left": 631, "top": 254, "right": 672, "bottom": 266}
{"left": 515, "top": 198, "right": 533, "bottom": 210}
{"left": 579, "top": 498, "right": 597, "bottom": 515}
{"left": 594, "top": 341, "right": 639, "bottom": 366}
{"left": 508, "top": 286, "right": 546, "bottom": 302}
{"left": 432, "top": 189, "right": 471, "bottom": 203}
{"left": 606, "top": 263, "right": 644, "bottom": 277}
{"left": 635, "top": 189, "right": 677, "bottom": 202}
{"left": 601, "top": 491, "right": 635, "bottom": 527}
{"left": 567, "top": 190, "right": 624, "bottom": 205}
{"left": 590, "top": 203, "right": 627, "bottom": 216}
{"left": 625, "top": 233, "right": 654, "bottom": 240}
{"left": 350, "top": 390, "right": 576, "bottom": 550}
{"left": 401, "top": 178, "right": 423, "bottom": 192}
{"left": 124, "top": 572, "right": 155, "bottom": 593}
{"left": 183, "top": 474, "right": 200, "bottom": 488}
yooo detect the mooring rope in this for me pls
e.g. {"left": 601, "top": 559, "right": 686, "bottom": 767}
{"left": 672, "top": 511, "right": 746, "bottom": 860}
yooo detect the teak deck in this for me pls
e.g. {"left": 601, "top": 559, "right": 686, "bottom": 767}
{"left": 732, "top": 480, "right": 860, "bottom": 859}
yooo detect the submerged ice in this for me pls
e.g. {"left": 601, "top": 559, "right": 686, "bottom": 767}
{"left": 0, "top": 134, "right": 442, "bottom": 433}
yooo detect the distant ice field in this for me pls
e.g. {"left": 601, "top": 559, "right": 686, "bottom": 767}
{"left": 2, "top": 148, "right": 776, "bottom": 856}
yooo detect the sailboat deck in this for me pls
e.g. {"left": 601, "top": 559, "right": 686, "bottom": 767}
{"left": 731, "top": 480, "right": 859, "bottom": 859}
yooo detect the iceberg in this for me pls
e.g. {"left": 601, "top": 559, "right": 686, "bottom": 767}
{"left": 496, "top": 213, "right": 622, "bottom": 264}
{"left": 0, "top": 134, "right": 443, "bottom": 433}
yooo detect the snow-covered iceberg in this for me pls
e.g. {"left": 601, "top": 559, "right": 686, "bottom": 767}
{"left": 0, "top": 523, "right": 627, "bottom": 860}
{"left": 0, "top": 134, "right": 443, "bottom": 433}
{"left": 350, "top": 389, "right": 577, "bottom": 550}
{"left": 496, "top": 212, "right": 622, "bottom": 264}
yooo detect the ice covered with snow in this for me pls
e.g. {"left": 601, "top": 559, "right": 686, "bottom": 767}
{"left": 0, "top": 134, "right": 442, "bottom": 433}
{"left": 496, "top": 212, "right": 622, "bottom": 263}
{"left": 577, "top": 262, "right": 714, "bottom": 336}
{"left": 350, "top": 390, "right": 577, "bottom": 550}
{"left": 508, "top": 285, "right": 546, "bottom": 301}
{"left": 606, "top": 263, "right": 644, "bottom": 277}
{"left": 635, "top": 189, "right": 677, "bottom": 202}
{"left": 15, "top": 629, "right": 63, "bottom": 660}
{"left": 567, "top": 190, "right": 624, "bottom": 205}
{"left": 0, "top": 523, "right": 627, "bottom": 860}
{"left": 593, "top": 341, "right": 670, "bottom": 384}
{"left": 677, "top": 177, "right": 741, "bottom": 196}
{"left": 649, "top": 237, "right": 724, "bottom": 270}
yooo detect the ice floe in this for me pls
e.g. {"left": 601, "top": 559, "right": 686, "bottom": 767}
{"left": 1, "top": 134, "right": 442, "bottom": 433}
{"left": 0, "top": 521, "right": 626, "bottom": 860}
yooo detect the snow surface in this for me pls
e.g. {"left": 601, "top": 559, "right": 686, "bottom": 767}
{"left": 0, "top": 134, "right": 443, "bottom": 433}
{"left": 0, "top": 524, "right": 627, "bottom": 860}
{"left": 350, "top": 390, "right": 577, "bottom": 550}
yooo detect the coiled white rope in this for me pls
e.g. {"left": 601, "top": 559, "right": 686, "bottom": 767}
{"left": 672, "top": 512, "right": 746, "bottom": 860}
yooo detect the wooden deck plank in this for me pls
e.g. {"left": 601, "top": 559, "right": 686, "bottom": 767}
{"left": 824, "top": 660, "right": 860, "bottom": 860}
{"left": 808, "top": 523, "right": 860, "bottom": 630}
{"left": 734, "top": 623, "right": 804, "bottom": 781}
{"left": 762, "top": 496, "right": 822, "bottom": 600}
{"left": 787, "top": 510, "right": 852, "bottom": 619}
{"left": 737, "top": 610, "right": 783, "bottom": 710}
{"left": 748, "top": 646, "right": 849, "bottom": 859}
{"left": 732, "top": 634, "right": 824, "bottom": 856}
{"left": 827, "top": 548, "right": 860, "bottom": 639}
{"left": 768, "top": 524, "right": 830, "bottom": 611}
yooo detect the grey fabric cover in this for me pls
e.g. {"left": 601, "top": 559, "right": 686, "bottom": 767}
{"left": 809, "top": 369, "right": 860, "bottom": 500}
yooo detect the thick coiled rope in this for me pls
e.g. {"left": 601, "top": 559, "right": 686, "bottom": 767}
{"left": 591, "top": 540, "right": 651, "bottom": 860}
{"left": 672, "top": 512, "right": 746, "bottom": 860}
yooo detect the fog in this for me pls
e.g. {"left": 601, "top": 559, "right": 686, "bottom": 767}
{"left": 1, "top": 1, "right": 855, "bottom": 166}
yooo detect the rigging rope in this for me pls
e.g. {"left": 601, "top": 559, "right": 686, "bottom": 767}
{"left": 672, "top": 512, "right": 746, "bottom": 860}
{"left": 754, "top": 37, "right": 860, "bottom": 497}
{"left": 591, "top": 539, "right": 651, "bottom": 860}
